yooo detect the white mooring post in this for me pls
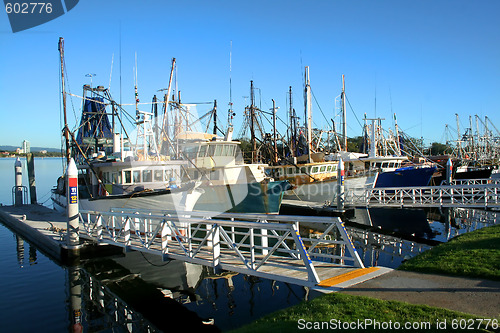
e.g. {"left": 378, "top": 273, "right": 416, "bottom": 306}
{"left": 446, "top": 158, "right": 453, "bottom": 185}
{"left": 337, "top": 158, "right": 345, "bottom": 211}
{"left": 14, "top": 157, "right": 23, "bottom": 206}
{"left": 66, "top": 158, "right": 80, "bottom": 250}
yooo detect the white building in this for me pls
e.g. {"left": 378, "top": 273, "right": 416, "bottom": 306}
{"left": 22, "top": 140, "right": 30, "bottom": 154}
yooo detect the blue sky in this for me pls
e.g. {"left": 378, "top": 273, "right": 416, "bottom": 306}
{"left": 1, "top": 0, "right": 499, "bottom": 149}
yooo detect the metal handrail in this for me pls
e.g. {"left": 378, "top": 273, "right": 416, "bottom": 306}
{"left": 78, "top": 208, "right": 364, "bottom": 286}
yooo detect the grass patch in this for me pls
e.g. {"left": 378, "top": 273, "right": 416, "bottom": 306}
{"left": 228, "top": 292, "right": 493, "bottom": 332}
{"left": 399, "top": 224, "right": 500, "bottom": 281}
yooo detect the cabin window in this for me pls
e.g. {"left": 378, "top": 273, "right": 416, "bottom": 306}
{"left": 382, "top": 162, "right": 389, "bottom": 168}
{"left": 208, "top": 144, "right": 216, "bottom": 156}
{"left": 312, "top": 166, "right": 319, "bottom": 173}
{"left": 365, "top": 162, "right": 370, "bottom": 170}
{"left": 183, "top": 146, "right": 198, "bottom": 159}
{"left": 164, "top": 169, "right": 172, "bottom": 181}
{"left": 133, "top": 170, "right": 141, "bottom": 183}
{"left": 375, "top": 163, "right": 382, "bottom": 169}
{"left": 222, "top": 145, "right": 230, "bottom": 156}
{"left": 228, "top": 145, "right": 236, "bottom": 156}
{"left": 154, "top": 170, "right": 163, "bottom": 182}
{"left": 111, "top": 172, "right": 121, "bottom": 184}
{"left": 215, "top": 145, "right": 223, "bottom": 156}
{"left": 300, "top": 167, "right": 307, "bottom": 174}
{"left": 123, "top": 171, "right": 132, "bottom": 184}
{"left": 320, "top": 166, "right": 326, "bottom": 172}
{"left": 326, "top": 165, "right": 332, "bottom": 172}
{"left": 210, "top": 170, "right": 219, "bottom": 180}
{"left": 388, "top": 162, "right": 394, "bottom": 168}
{"left": 287, "top": 167, "right": 294, "bottom": 175}
{"left": 198, "top": 145, "right": 207, "bottom": 157}
{"left": 142, "top": 170, "right": 152, "bottom": 182}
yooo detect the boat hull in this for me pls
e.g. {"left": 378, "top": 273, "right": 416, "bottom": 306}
{"left": 282, "top": 174, "right": 377, "bottom": 203}
{"left": 375, "top": 167, "right": 436, "bottom": 188}
{"left": 194, "top": 180, "right": 291, "bottom": 214}
{"left": 52, "top": 185, "right": 203, "bottom": 214}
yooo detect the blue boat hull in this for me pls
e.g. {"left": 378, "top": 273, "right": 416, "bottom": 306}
{"left": 375, "top": 167, "right": 436, "bottom": 188}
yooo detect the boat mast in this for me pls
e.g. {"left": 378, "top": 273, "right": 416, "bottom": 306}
{"left": 455, "top": 113, "right": 462, "bottom": 158}
{"left": 304, "top": 66, "right": 312, "bottom": 163}
{"left": 272, "top": 99, "right": 278, "bottom": 165}
{"left": 249, "top": 80, "right": 257, "bottom": 163}
{"left": 58, "top": 37, "right": 71, "bottom": 165}
{"left": 160, "top": 58, "right": 176, "bottom": 155}
{"left": 288, "top": 86, "right": 296, "bottom": 158}
{"left": 394, "top": 113, "right": 401, "bottom": 155}
{"left": 341, "top": 74, "right": 347, "bottom": 151}
{"left": 227, "top": 41, "right": 234, "bottom": 130}
{"left": 213, "top": 100, "right": 218, "bottom": 135}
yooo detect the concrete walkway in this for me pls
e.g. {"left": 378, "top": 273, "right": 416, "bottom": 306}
{"left": 339, "top": 270, "right": 500, "bottom": 318}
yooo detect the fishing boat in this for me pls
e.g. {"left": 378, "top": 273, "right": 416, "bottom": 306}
{"left": 265, "top": 70, "right": 377, "bottom": 204}
{"left": 51, "top": 38, "right": 202, "bottom": 213}
{"left": 352, "top": 117, "right": 436, "bottom": 188}
{"left": 178, "top": 128, "right": 291, "bottom": 214}
{"left": 51, "top": 84, "right": 203, "bottom": 214}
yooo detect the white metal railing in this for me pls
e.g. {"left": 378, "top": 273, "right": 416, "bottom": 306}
{"left": 78, "top": 209, "right": 364, "bottom": 286}
{"left": 345, "top": 184, "right": 500, "bottom": 208}
{"left": 450, "top": 178, "right": 500, "bottom": 185}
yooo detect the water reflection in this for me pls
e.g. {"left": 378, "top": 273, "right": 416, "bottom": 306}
{"left": 343, "top": 207, "right": 500, "bottom": 268}
{"left": 61, "top": 250, "right": 318, "bottom": 332}
{"left": 66, "top": 265, "right": 160, "bottom": 332}
{"left": 8, "top": 207, "right": 499, "bottom": 332}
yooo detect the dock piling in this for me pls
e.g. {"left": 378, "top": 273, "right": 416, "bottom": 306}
{"left": 14, "top": 157, "right": 24, "bottom": 206}
{"left": 446, "top": 158, "right": 453, "bottom": 185}
{"left": 64, "top": 158, "right": 81, "bottom": 258}
{"left": 26, "top": 153, "right": 37, "bottom": 204}
{"left": 336, "top": 158, "right": 345, "bottom": 211}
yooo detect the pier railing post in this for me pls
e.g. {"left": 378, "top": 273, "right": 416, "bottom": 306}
{"left": 212, "top": 224, "right": 221, "bottom": 273}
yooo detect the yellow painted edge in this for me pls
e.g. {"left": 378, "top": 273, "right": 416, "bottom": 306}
{"left": 318, "top": 267, "right": 380, "bottom": 287}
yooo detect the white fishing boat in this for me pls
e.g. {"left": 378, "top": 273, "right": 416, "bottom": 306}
{"left": 51, "top": 38, "right": 202, "bottom": 214}
{"left": 179, "top": 128, "right": 291, "bottom": 214}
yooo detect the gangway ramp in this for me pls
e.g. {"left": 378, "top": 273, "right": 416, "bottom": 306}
{"left": 78, "top": 209, "right": 389, "bottom": 288}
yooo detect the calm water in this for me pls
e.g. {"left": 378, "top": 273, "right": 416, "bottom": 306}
{"left": 0, "top": 157, "right": 64, "bottom": 206}
{"left": 0, "top": 158, "right": 319, "bottom": 332}
{"left": 0, "top": 157, "right": 499, "bottom": 332}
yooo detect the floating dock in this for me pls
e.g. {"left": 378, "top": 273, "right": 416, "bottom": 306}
{"left": 0, "top": 204, "right": 121, "bottom": 263}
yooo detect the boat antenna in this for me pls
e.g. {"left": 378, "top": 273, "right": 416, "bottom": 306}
{"left": 119, "top": 22, "right": 122, "bottom": 136}
{"left": 108, "top": 53, "right": 114, "bottom": 91}
{"left": 85, "top": 73, "right": 96, "bottom": 89}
